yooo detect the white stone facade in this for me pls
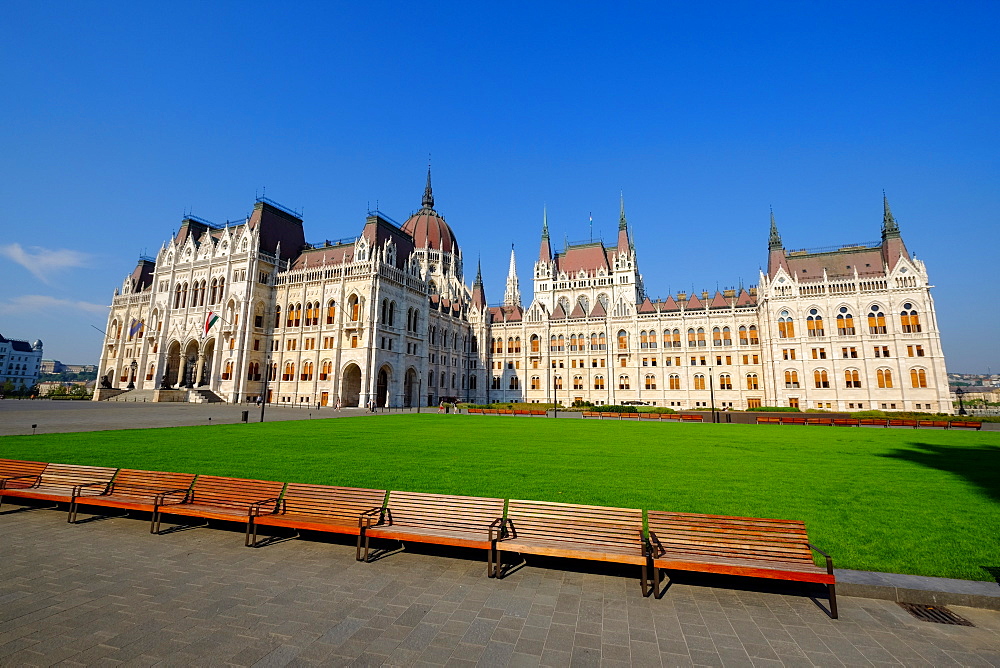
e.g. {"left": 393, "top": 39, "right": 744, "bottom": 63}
{"left": 0, "top": 335, "right": 43, "bottom": 391}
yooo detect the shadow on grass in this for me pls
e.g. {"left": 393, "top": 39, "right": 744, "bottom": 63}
{"left": 880, "top": 441, "right": 1000, "bottom": 503}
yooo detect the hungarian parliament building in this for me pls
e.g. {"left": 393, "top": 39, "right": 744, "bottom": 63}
{"left": 97, "top": 171, "right": 951, "bottom": 412}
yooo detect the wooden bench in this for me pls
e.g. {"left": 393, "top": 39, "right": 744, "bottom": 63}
{"left": 514, "top": 409, "right": 530, "bottom": 415}
{"left": 661, "top": 413, "right": 682, "bottom": 421}
{"left": 529, "top": 410, "right": 547, "bottom": 416}
{"left": 680, "top": 414, "right": 704, "bottom": 422}
{"left": 647, "top": 510, "right": 837, "bottom": 618}
{"left": 640, "top": 413, "right": 661, "bottom": 420}
{"left": 756, "top": 416, "right": 782, "bottom": 424}
{"left": 950, "top": 421, "right": 982, "bottom": 431}
{"left": 888, "top": 419, "right": 917, "bottom": 428}
{"left": 918, "top": 420, "right": 950, "bottom": 429}
{"left": 358, "top": 491, "right": 504, "bottom": 575}
{"left": 0, "top": 463, "right": 119, "bottom": 520}
{"left": 0, "top": 458, "right": 48, "bottom": 484}
{"left": 600, "top": 412, "right": 620, "bottom": 419}
{"left": 806, "top": 417, "right": 833, "bottom": 426}
{"left": 152, "top": 475, "right": 285, "bottom": 544}
{"left": 780, "top": 416, "right": 807, "bottom": 425}
{"left": 621, "top": 412, "right": 640, "bottom": 420}
{"left": 859, "top": 418, "right": 888, "bottom": 427}
{"left": 582, "top": 411, "right": 601, "bottom": 418}
{"left": 483, "top": 409, "right": 498, "bottom": 414}
{"left": 832, "top": 419, "right": 859, "bottom": 427}
{"left": 467, "top": 408, "right": 482, "bottom": 414}
{"left": 494, "top": 500, "right": 650, "bottom": 594}
{"left": 68, "top": 468, "right": 197, "bottom": 525}
{"left": 250, "top": 483, "right": 386, "bottom": 547}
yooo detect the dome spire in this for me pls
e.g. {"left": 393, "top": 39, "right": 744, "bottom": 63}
{"left": 882, "top": 191, "right": 900, "bottom": 238}
{"left": 768, "top": 207, "right": 783, "bottom": 250}
{"left": 422, "top": 162, "right": 434, "bottom": 210}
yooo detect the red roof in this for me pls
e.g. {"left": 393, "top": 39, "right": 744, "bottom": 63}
{"left": 401, "top": 208, "right": 458, "bottom": 254}
{"left": 589, "top": 300, "right": 606, "bottom": 317}
{"left": 685, "top": 293, "right": 703, "bottom": 310}
{"left": 709, "top": 291, "right": 729, "bottom": 309}
{"left": 660, "top": 295, "right": 679, "bottom": 311}
{"left": 638, "top": 297, "right": 656, "bottom": 313}
{"left": 568, "top": 301, "right": 587, "bottom": 318}
{"left": 735, "top": 289, "right": 754, "bottom": 307}
{"left": 553, "top": 243, "right": 613, "bottom": 275}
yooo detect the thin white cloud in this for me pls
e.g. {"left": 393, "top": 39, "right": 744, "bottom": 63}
{"left": 0, "top": 294, "right": 106, "bottom": 316}
{"left": 0, "top": 243, "right": 91, "bottom": 284}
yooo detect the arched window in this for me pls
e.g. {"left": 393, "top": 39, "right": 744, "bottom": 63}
{"left": 452, "top": 373, "right": 457, "bottom": 389}
{"left": 557, "top": 335, "right": 565, "bottom": 351}
{"left": 593, "top": 375, "right": 605, "bottom": 390}
{"left": 514, "top": 337, "right": 521, "bottom": 353}
{"left": 181, "top": 283, "right": 188, "bottom": 308}
{"left": 530, "top": 376, "right": 540, "bottom": 390}
{"left": 749, "top": 325, "right": 759, "bottom": 344}
{"left": 910, "top": 368, "right": 927, "bottom": 388}
{"left": 693, "top": 374, "right": 706, "bottom": 390}
{"left": 491, "top": 375, "right": 501, "bottom": 390}
{"left": 294, "top": 303, "right": 302, "bottom": 327}
{"left": 669, "top": 374, "right": 681, "bottom": 390}
{"left": 648, "top": 330, "right": 657, "bottom": 348}
{"left": 509, "top": 376, "right": 520, "bottom": 390}
{"left": 222, "top": 360, "right": 233, "bottom": 380}
{"left": 530, "top": 335, "right": 540, "bottom": 353}
{"left": 868, "top": 305, "right": 886, "bottom": 334}
{"left": 327, "top": 300, "right": 336, "bottom": 324}
{"left": 388, "top": 301, "right": 395, "bottom": 326}
{"left": 688, "top": 328, "right": 697, "bottom": 347}
{"left": 598, "top": 333, "right": 607, "bottom": 350}
{"left": 645, "top": 374, "right": 656, "bottom": 390}
{"left": 719, "top": 373, "right": 732, "bottom": 390}
{"left": 286, "top": 304, "right": 295, "bottom": 327}
{"left": 301, "top": 362, "right": 314, "bottom": 381}
{"left": 549, "top": 335, "right": 557, "bottom": 352}
{"left": 807, "top": 309, "right": 824, "bottom": 337}
{"left": 216, "top": 277, "right": 225, "bottom": 303}
{"left": 320, "top": 361, "right": 332, "bottom": 380}
{"left": 697, "top": 328, "right": 706, "bottom": 347}
{"left": 210, "top": 278, "right": 218, "bottom": 305}
{"left": 349, "top": 295, "right": 360, "bottom": 321}
{"left": 283, "top": 362, "right": 295, "bottom": 381}
{"left": 877, "top": 368, "right": 893, "bottom": 388}
{"left": 200, "top": 280, "right": 208, "bottom": 306}
{"left": 712, "top": 327, "right": 722, "bottom": 346}
{"left": 640, "top": 331, "right": 649, "bottom": 348}
{"left": 247, "top": 361, "right": 260, "bottom": 381}
{"left": 573, "top": 375, "right": 584, "bottom": 390}
{"left": 746, "top": 373, "right": 758, "bottom": 390}
{"left": 617, "top": 330, "right": 628, "bottom": 350}
{"left": 845, "top": 369, "right": 861, "bottom": 388}
{"left": 146, "top": 363, "right": 155, "bottom": 381}
{"left": 901, "top": 303, "right": 922, "bottom": 333}
{"left": 814, "top": 370, "right": 829, "bottom": 388}
{"left": 618, "top": 375, "right": 630, "bottom": 390}
{"left": 570, "top": 334, "right": 578, "bottom": 351}
{"left": 380, "top": 299, "right": 388, "bottom": 323}
{"left": 269, "top": 363, "right": 277, "bottom": 381}
{"left": 739, "top": 325, "right": 748, "bottom": 345}
{"left": 784, "top": 370, "right": 799, "bottom": 388}
{"left": 440, "top": 373, "right": 446, "bottom": 387}
{"left": 722, "top": 327, "right": 731, "bottom": 345}
{"left": 836, "top": 307, "right": 855, "bottom": 335}
{"left": 507, "top": 337, "right": 515, "bottom": 354}
{"left": 470, "top": 375, "right": 477, "bottom": 390}
{"left": 274, "top": 305, "right": 282, "bottom": 328}
{"left": 554, "top": 375, "right": 563, "bottom": 390}
{"left": 778, "top": 311, "right": 795, "bottom": 338}
{"left": 174, "top": 284, "right": 182, "bottom": 308}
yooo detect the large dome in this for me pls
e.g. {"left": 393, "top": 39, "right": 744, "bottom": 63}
{"left": 400, "top": 168, "right": 459, "bottom": 254}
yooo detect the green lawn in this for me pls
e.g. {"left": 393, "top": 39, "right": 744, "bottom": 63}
{"left": 2, "top": 414, "right": 998, "bottom": 582}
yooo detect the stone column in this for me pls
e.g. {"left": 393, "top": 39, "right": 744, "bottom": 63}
{"left": 178, "top": 356, "right": 188, "bottom": 388}
{"left": 195, "top": 354, "right": 206, "bottom": 387}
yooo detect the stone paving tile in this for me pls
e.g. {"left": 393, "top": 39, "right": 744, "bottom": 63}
{"left": 1, "top": 509, "right": 1000, "bottom": 667}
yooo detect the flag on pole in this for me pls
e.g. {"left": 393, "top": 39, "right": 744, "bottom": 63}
{"left": 128, "top": 318, "right": 144, "bottom": 337}
{"left": 204, "top": 311, "right": 220, "bottom": 337}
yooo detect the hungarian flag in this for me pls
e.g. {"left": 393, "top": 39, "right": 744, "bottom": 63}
{"left": 204, "top": 311, "right": 220, "bottom": 337}
{"left": 129, "top": 318, "right": 144, "bottom": 337}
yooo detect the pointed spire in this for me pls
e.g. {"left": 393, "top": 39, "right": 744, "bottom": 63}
{"left": 768, "top": 207, "right": 783, "bottom": 250}
{"left": 539, "top": 206, "right": 552, "bottom": 262}
{"left": 542, "top": 205, "right": 549, "bottom": 239}
{"left": 503, "top": 245, "right": 521, "bottom": 307}
{"left": 619, "top": 190, "right": 627, "bottom": 231}
{"left": 471, "top": 258, "right": 487, "bottom": 310}
{"left": 882, "top": 191, "right": 900, "bottom": 238}
{"left": 474, "top": 258, "right": 483, "bottom": 286}
{"left": 421, "top": 163, "right": 434, "bottom": 210}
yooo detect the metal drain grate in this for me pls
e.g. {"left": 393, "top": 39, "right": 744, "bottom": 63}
{"left": 898, "top": 603, "right": 974, "bottom": 626}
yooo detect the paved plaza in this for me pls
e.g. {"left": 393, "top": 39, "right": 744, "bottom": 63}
{"left": 1, "top": 505, "right": 999, "bottom": 667}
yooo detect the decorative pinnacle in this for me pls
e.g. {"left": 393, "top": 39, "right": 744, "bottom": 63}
{"left": 768, "top": 208, "right": 783, "bottom": 250}
{"left": 882, "top": 191, "right": 899, "bottom": 237}
{"left": 542, "top": 205, "right": 549, "bottom": 239}
{"left": 619, "top": 190, "right": 627, "bottom": 230}
{"left": 474, "top": 258, "right": 483, "bottom": 286}
{"left": 421, "top": 163, "right": 434, "bottom": 209}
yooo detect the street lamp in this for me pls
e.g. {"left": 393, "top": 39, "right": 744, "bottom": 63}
{"left": 127, "top": 360, "right": 137, "bottom": 390}
{"left": 708, "top": 366, "right": 717, "bottom": 423}
{"left": 957, "top": 386, "right": 967, "bottom": 416}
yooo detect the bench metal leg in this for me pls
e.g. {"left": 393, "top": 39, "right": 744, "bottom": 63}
{"left": 828, "top": 584, "right": 838, "bottom": 619}
{"left": 245, "top": 519, "right": 254, "bottom": 547}
{"left": 68, "top": 497, "right": 78, "bottom": 524}
{"left": 356, "top": 530, "right": 371, "bottom": 562}
{"left": 489, "top": 546, "right": 500, "bottom": 578}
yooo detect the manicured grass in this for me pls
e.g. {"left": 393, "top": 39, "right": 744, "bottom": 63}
{"left": 2, "top": 414, "right": 998, "bottom": 581}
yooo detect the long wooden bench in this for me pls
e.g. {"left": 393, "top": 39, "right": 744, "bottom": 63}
{"left": 621, "top": 412, "right": 640, "bottom": 420}
{"left": 646, "top": 510, "right": 837, "bottom": 618}
{"left": 640, "top": 413, "right": 661, "bottom": 420}
{"left": 529, "top": 410, "right": 547, "bottom": 416}
{"left": 756, "top": 416, "right": 781, "bottom": 424}
{"left": 494, "top": 500, "right": 650, "bottom": 593}
{"left": 358, "top": 491, "right": 504, "bottom": 574}
{"left": 681, "top": 414, "right": 704, "bottom": 422}
{"left": 888, "top": 418, "right": 917, "bottom": 428}
{"left": 832, "top": 419, "right": 859, "bottom": 427}
{"left": 582, "top": 411, "right": 601, "bottom": 418}
{"left": 859, "top": 418, "right": 888, "bottom": 427}
{"left": 0, "top": 463, "right": 119, "bottom": 520}
{"left": 661, "top": 413, "right": 682, "bottom": 421}
{"left": 600, "top": 412, "right": 619, "bottom": 419}
{"left": 950, "top": 421, "right": 982, "bottom": 431}
{"left": 249, "top": 483, "right": 386, "bottom": 547}
{"left": 68, "top": 468, "right": 197, "bottom": 525}
{"left": 467, "top": 408, "right": 482, "bottom": 414}
{"left": 806, "top": 417, "right": 833, "bottom": 426}
{"left": 152, "top": 475, "right": 285, "bottom": 544}
{"left": 918, "top": 420, "right": 950, "bottom": 429}
{"left": 780, "top": 416, "right": 807, "bottom": 425}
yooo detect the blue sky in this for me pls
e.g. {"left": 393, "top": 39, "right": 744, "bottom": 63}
{"left": 1, "top": 2, "right": 997, "bottom": 372}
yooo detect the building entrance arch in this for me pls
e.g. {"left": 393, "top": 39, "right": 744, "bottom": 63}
{"left": 164, "top": 341, "right": 181, "bottom": 387}
{"left": 376, "top": 366, "right": 391, "bottom": 408}
{"left": 342, "top": 363, "right": 362, "bottom": 407}
{"left": 404, "top": 367, "right": 417, "bottom": 407}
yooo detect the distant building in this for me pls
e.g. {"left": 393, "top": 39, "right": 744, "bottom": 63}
{"left": 0, "top": 334, "right": 43, "bottom": 391}
{"left": 96, "top": 174, "right": 951, "bottom": 412}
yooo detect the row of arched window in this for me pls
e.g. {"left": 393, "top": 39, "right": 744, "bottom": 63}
{"left": 173, "top": 277, "right": 226, "bottom": 309}
{"left": 779, "top": 304, "right": 922, "bottom": 339}
{"left": 429, "top": 370, "right": 478, "bottom": 390}
{"left": 784, "top": 368, "right": 929, "bottom": 389}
